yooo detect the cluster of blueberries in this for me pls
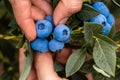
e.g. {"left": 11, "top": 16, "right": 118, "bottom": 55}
{"left": 31, "top": 1, "right": 115, "bottom": 53}
{"left": 90, "top": 1, "right": 115, "bottom": 35}
{"left": 30, "top": 16, "right": 71, "bottom": 53}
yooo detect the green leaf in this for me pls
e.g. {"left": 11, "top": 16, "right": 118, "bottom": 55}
{"left": 92, "top": 70, "right": 114, "bottom": 80}
{"left": 84, "top": 22, "right": 103, "bottom": 46}
{"left": 93, "top": 65, "right": 111, "bottom": 78}
{"left": 96, "top": 34, "right": 117, "bottom": 47}
{"left": 54, "top": 61, "right": 64, "bottom": 72}
{"left": 93, "top": 37, "right": 117, "bottom": 76}
{"left": 19, "top": 41, "right": 33, "bottom": 80}
{"left": 108, "top": 24, "right": 116, "bottom": 39}
{"left": 76, "top": 4, "right": 100, "bottom": 21}
{"left": 66, "top": 14, "right": 81, "bottom": 29}
{"left": 65, "top": 48, "right": 86, "bottom": 77}
{"left": 70, "top": 28, "right": 84, "bottom": 47}
{"left": 80, "top": 59, "right": 94, "bottom": 73}
{"left": 71, "top": 33, "right": 84, "bottom": 42}
{"left": 16, "top": 35, "right": 25, "bottom": 48}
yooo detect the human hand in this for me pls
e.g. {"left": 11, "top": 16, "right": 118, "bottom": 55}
{"left": 19, "top": 48, "right": 93, "bottom": 80}
{"left": 10, "top": 0, "right": 83, "bottom": 41}
{"left": 19, "top": 48, "right": 68, "bottom": 80}
{"left": 10, "top": 0, "right": 90, "bottom": 80}
{"left": 54, "top": 1, "right": 93, "bottom": 80}
{"left": 10, "top": 0, "right": 63, "bottom": 79}
{"left": 10, "top": 0, "right": 52, "bottom": 41}
{"left": 53, "top": 0, "right": 83, "bottom": 25}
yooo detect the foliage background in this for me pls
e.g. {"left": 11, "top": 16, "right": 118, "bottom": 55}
{"left": 0, "top": 0, "right": 120, "bottom": 80}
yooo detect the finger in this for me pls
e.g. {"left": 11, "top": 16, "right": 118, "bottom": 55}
{"left": 53, "top": 0, "right": 83, "bottom": 25}
{"left": 56, "top": 48, "right": 72, "bottom": 64}
{"left": 85, "top": 73, "right": 93, "bottom": 80}
{"left": 31, "top": 0, "right": 53, "bottom": 15}
{"left": 26, "top": 67, "right": 37, "bottom": 80}
{"left": 19, "top": 48, "right": 37, "bottom": 80}
{"left": 31, "top": 6, "right": 46, "bottom": 21}
{"left": 53, "top": 1, "right": 69, "bottom": 25}
{"left": 10, "top": 0, "right": 36, "bottom": 41}
{"left": 34, "top": 52, "right": 61, "bottom": 80}
{"left": 62, "top": 78, "right": 68, "bottom": 80}
{"left": 85, "top": 53, "right": 92, "bottom": 61}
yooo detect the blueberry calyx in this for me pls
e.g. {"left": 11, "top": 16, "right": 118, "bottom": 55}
{"left": 38, "top": 23, "right": 45, "bottom": 30}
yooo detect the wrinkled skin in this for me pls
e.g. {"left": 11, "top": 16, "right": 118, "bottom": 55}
{"left": 10, "top": 0, "right": 93, "bottom": 80}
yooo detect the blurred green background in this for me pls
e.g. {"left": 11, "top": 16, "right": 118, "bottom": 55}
{"left": 0, "top": 0, "right": 22, "bottom": 79}
{"left": 0, "top": 0, "right": 120, "bottom": 80}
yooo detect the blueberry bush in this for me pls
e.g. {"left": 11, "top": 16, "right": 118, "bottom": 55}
{"left": 0, "top": 0, "right": 120, "bottom": 80}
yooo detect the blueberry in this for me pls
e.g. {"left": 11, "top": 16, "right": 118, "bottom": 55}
{"left": 107, "top": 14, "right": 115, "bottom": 26}
{"left": 36, "top": 20, "right": 53, "bottom": 38}
{"left": 64, "top": 37, "right": 71, "bottom": 43}
{"left": 54, "top": 24, "right": 71, "bottom": 42}
{"left": 92, "top": 1, "right": 110, "bottom": 17}
{"left": 103, "top": 23, "right": 111, "bottom": 35}
{"left": 49, "top": 39, "right": 64, "bottom": 52}
{"left": 76, "top": 4, "right": 94, "bottom": 21}
{"left": 90, "top": 14, "right": 107, "bottom": 26}
{"left": 30, "top": 38, "right": 49, "bottom": 53}
{"left": 45, "top": 15, "right": 54, "bottom": 26}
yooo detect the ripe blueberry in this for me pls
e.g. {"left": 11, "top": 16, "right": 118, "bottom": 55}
{"left": 49, "top": 39, "right": 64, "bottom": 52}
{"left": 90, "top": 14, "right": 107, "bottom": 26}
{"left": 107, "top": 14, "right": 115, "bottom": 26}
{"left": 30, "top": 38, "right": 49, "bottom": 53}
{"left": 64, "top": 37, "right": 71, "bottom": 43}
{"left": 45, "top": 15, "right": 54, "bottom": 26}
{"left": 103, "top": 23, "right": 111, "bottom": 35}
{"left": 36, "top": 20, "right": 53, "bottom": 38}
{"left": 54, "top": 24, "right": 70, "bottom": 42}
{"left": 92, "top": 1, "right": 110, "bottom": 17}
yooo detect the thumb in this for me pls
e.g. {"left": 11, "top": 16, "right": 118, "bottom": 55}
{"left": 53, "top": 0, "right": 83, "bottom": 25}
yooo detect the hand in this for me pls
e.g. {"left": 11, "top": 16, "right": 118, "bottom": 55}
{"left": 19, "top": 48, "right": 68, "bottom": 80}
{"left": 10, "top": 0, "right": 91, "bottom": 80}
{"left": 54, "top": 1, "right": 93, "bottom": 80}
{"left": 53, "top": 0, "right": 83, "bottom": 25}
{"left": 10, "top": 0, "right": 83, "bottom": 41}
{"left": 10, "top": 0, "right": 52, "bottom": 41}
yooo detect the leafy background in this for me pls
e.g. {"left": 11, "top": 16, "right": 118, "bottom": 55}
{"left": 0, "top": 0, "right": 120, "bottom": 80}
